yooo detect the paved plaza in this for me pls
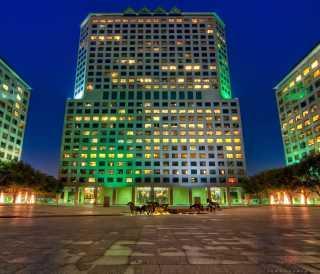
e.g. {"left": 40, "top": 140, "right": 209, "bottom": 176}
{"left": 0, "top": 206, "right": 320, "bottom": 273}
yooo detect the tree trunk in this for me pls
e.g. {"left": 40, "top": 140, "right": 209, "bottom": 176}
{"left": 287, "top": 192, "right": 294, "bottom": 205}
{"left": 56, "top": 193, "right": 60, "bottom": 207}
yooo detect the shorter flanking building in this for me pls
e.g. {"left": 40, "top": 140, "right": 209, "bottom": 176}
{"left": 275, "top": 43, "right": 320, "bottom": 165}
{"left": 0, "top": 58, "right": 30, "bottom": 161}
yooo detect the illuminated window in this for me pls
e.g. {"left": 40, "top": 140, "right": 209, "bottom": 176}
{"left": 311, "top": 60, "right": 319, "bottom": 69}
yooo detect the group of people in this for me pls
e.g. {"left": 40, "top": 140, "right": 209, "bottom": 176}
{"left": 128, "top": 199, "right": 221, "bottom": 215}
{"left": 190, "top": 198, "right": 221, "bottom": 213}
{"left": 206, "top": 198, "right": 221, "bottom": 212}
{"left": 127, "top": 201, "right": 168, "bottom": 215}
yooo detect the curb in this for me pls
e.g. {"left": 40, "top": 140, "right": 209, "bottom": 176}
{"left": 0, "top": 214, "right": 125, "bottom": 218}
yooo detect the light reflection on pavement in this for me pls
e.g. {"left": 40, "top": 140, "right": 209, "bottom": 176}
{"left": 0, "top": 206, "right": 319, "bottom": 273}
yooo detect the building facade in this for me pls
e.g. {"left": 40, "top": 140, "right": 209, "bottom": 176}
{"left": 275, "top": 43, "right": 320, "bottom": 165}
{"left": 0, "top": 58, "right": 30, "bottom": 162}
{"left": 60, "top": 8, "right": 246, "bottom": 206}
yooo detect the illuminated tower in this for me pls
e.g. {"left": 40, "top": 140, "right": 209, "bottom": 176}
{"left": 60, "top": 7, "right": 246, "bottom": 206}
{"left": 275, "top": 43, "right": 320, "bottom": 165}
{"left": 0, "top": 58, "right": 30, "bottom": 162}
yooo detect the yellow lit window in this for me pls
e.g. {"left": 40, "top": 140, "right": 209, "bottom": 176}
{"left": 101, "top": 116, "right": 108, "bottom": 121}
{"left": 311, "top": 60, "right": 319, "bottom": 69}
{"left": 89, "top": 162, "right": 96, "bottom": 167}
{"left": 308, "top": 139, "right": 315, "bottom": 145}
{"left": 88, "top": 178, "right": 96, "bottom": 183}
{"left": 303, "top": 67, "right": 310, "bottom": 75}
{"left": 232, "top": 116, "right": 239, "bottom": 121}
{"left": 296, "top": 75, "right": 302, "bottom": 82}
{"left": 86, "top": 84, "right": 93, "bottom": 91}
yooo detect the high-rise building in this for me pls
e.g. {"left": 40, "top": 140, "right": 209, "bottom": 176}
{"left": 275, "top": 43, "right": 320, "bottom": 165}
{"left": 60, "top": 8, "right": 246, "bottom": 206}
{"left": 0, "top": 58, "right": 30, "bottom": 162}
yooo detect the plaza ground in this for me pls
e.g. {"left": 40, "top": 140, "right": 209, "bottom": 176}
{"left": 0, "top": 206, "right": 320, "bottom": 273}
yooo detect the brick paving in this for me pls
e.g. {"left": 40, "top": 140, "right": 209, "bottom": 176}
{"left": 0, "top": 206, "right": 319, "bottom": 273}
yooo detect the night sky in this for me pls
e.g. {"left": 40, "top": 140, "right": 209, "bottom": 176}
{"left": 0, "top": 0, "right": 318, "bottom": 176}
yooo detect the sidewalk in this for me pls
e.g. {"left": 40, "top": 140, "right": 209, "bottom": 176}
{"left": 0, "top": 205, "right": 130, "bottom": 218}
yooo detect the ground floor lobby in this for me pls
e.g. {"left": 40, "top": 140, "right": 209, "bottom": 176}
{"left": 62, "top": 185, "right": 244, "bottom": 207}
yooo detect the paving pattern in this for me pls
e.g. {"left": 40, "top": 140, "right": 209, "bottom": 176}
{"left": 0, "top": 206, "right": 320, "bottom": 273}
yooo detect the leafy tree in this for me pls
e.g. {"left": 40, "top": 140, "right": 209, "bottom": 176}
{"left": 295, "top": 153, "right": 320, "bottom": 202}
{"left": 241, "top": 153, "right": 320, "bottom": 204}
{"left": 0, "top": 161, "right": 63, "bottom": 203}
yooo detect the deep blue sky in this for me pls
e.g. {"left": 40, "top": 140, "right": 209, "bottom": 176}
{"left": 0, "top": 0, "right": 318, "bottom": 176}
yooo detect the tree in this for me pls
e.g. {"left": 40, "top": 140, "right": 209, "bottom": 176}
{"left": 240, "top": 153, "right": 320, "bottom": 205}
{"left": 0, "top": 161, "right": 63, "bottom": 203}
{"left": 295, "top": 153, "right": 320, "bottom": 203}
